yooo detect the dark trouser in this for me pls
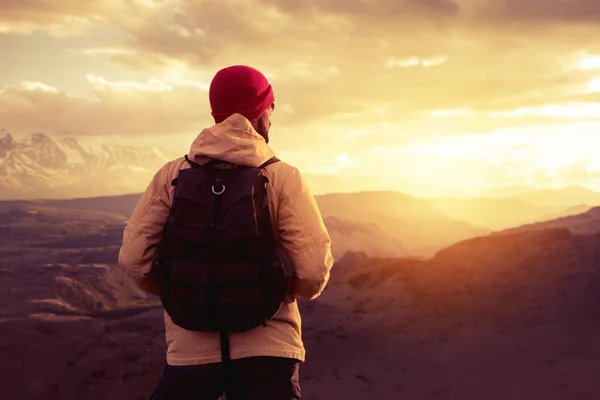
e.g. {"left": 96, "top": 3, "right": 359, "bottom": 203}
{"left": 149, "top": 356, "right": 302, "bottom": 400}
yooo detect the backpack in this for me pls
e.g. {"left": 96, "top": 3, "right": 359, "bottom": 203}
{"left": 150, "top": 155, "right": 291, "bottom": 334}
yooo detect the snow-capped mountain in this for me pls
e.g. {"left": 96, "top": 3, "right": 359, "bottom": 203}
{"left": 0, "top": 129, "right": 179, "bottom": 200}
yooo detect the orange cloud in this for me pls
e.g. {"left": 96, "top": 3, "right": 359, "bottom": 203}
{"left": 0, "top": 0, "right": 121, "bottom": 36}
{"left": 476, "top": 0, "right": 600, "bottom": 23}
{"left": 0, "top": 77, "right": 209, "bottom": 137}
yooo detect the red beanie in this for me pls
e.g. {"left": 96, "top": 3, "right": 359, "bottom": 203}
{"left": 209, "top": 65, "right": 275, "bottom": 123}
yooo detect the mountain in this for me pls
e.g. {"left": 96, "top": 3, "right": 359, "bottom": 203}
{"left": 2, "top": 193, "right": 143, "bottom": 218}
{"left": 0, "top": 198, "right": 409, "bottom": 262}
{"left": 483, "top": 185, "right": 600, "bottom": 209}
{"left": 425, "top": 197, "right": 582, "bottom": 230}
{"left": 316, "top": 191, "right": 489, "bottom": 256}
{"left": 3, "top": 190, "right": 487, "bottom": 258}
{"left": 497, "top": 206, "right": 600, "bottom": 237}
{"left": 324, "top": 216, "right": 408, "bottom": 260}
{"left": 482, "top": 185, "right": 537, "bottom": 198}
{"left": 421, "top": 228, "right": 600, "bottom": 323}
{"left": 332, "top": 227, "right": 600, "bottom": 322}
{"left": 300, "top": 173, "right": 392, "bottom": 196}
{"left": 543, "top": 203, "right": 592, "bottom": 219}
{"left": 0, "top": 130, "right": 177, "bottom": 200}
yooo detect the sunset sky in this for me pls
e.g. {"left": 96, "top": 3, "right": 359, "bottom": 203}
{"left": 2, "top": 0, "right": 600, "bottom": 197}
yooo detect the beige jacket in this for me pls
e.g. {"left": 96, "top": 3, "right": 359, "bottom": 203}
{"left": 118, "top": 114, "right": 334, "bottom": 366}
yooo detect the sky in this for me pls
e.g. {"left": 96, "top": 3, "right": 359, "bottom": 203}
{"left": 2, "top": 0, "right": 600, "bottom": 197}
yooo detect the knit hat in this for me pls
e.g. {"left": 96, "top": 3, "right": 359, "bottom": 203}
{"left": 209, "top": 65, "right": 275, "bottom": 123}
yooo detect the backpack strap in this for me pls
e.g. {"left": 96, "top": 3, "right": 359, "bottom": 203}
{"left": 220, "top": 332, "right": 233, "bottom": 391}
{"left": 184, "top": 154, "right": 279, "bottom": 169}
{"left": 259, "top": 156, "right": 280, "bottom": 169}
{"left": 184, "top": 154, "right": 202, "bottom": 168}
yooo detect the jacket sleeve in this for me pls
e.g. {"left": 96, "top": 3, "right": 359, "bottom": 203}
{"left": 118, "top": 164, "right": 172, "bottom": 296}
{"left": 277, "top": 166, "right": 334, "bottom": 300}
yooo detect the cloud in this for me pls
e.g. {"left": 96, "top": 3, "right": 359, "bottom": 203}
{"left": 386, "top": 56, "right": 448, "bottom": 68}
{"left": 3, "top": 0, "right": 600, "bottom": 42}
{"left": 76, "top": 0, "right": 599, "bottom": 132}
{"left": 0, "top": 77, "right": 210, "bottom": 137}
{"left": 19, "top": 82, "right": 59, "bottom": 93}
{"left": 258, "top": 0, "right": 460, "bottom": 21}
{"left": 65, "top": 47, "right": 136, "bottom": 57}
{"left": 303, "top": 153, "right": 359, "bottom": 175}
{"left": 3, "top": 0, "right": 600, "bottom": 154}
{"left": 86, "top": 74, "right": 174, "bottom": 93}
{"left": 432, "top": 101, "right": 600, "bottom": 122}
{"left": 275, "top": 151, "right": 360, "bottom": 178}
{"left": 489, "top": 103, "right": 600, "bottom": 119}
{"left": 362, "top": 123, "right": 600, "bottom": 194}
{"left": 0, "top": 0, "right": 122, "bottom": 36}
{"left": 475, "top": 0, "right": 600, "bottom": 24}
{"left": 578, "top": 55, "right": 600, "bottom": 70}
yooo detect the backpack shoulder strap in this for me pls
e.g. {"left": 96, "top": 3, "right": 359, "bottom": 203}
{"left": 184, "top": 154, "right": 203, "bottom": 168}
{"left": 259, "top": 157, "right": 280, "bottom": 169}
{"left": 183, "top": 154, "right": 279, "bottom": 171}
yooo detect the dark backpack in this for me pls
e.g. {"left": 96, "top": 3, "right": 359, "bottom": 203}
{"left": 150, "top": 155, "right": 291, "bottom": 334}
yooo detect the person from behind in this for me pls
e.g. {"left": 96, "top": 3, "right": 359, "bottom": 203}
{"left": 118, "top": 65, "right": 334, "bottom": 400}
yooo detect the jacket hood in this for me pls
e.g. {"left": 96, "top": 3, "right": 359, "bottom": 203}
{"left": 188, "top": 113, "right": 275, "bottom": 167}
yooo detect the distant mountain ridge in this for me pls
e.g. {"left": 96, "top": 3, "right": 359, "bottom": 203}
{"left": 482, "top": 185, "right": 600, "bottom": 208}
{"left": 324, "top": 216, "right": 408, "bottom": 260}
{"left": 0, "top": 130, "right": 177, "bottom": 200}
{"left": 315, "top": 191, "right": 489, "bottom": 256}
{"left": 497, "top": 206, "right": 600, "bottom": 237}
{"left": 425, "top": 197, "right": 591, "bottom": 231}
{"left": 0, "top": 190, "right": 488, "bottom": 259}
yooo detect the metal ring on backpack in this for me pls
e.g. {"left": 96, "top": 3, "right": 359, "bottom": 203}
{"left": 212, "top": 184, "right": 226, "bottom": 195}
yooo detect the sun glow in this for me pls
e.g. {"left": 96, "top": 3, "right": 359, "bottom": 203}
{"left": 588, "top": 77, "right": 600, "bottom": 93}
{"left": 579, "top": 56, "right": 600, "bottom": 70}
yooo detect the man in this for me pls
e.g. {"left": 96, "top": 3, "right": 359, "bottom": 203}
{"left": 118, "top": 65, "right": 334, "bottom": 399}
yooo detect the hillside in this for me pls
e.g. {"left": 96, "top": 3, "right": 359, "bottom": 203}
{"left": 0, "top": 203, "right": 157, "bottom": 318}
{"left": 483, "top": 185, "right": 600, "bottom": 209}
{"left": 324, "top": 216, "right": 408, "bottom": 260}
{"left": 425, "top": 197, "right": 572, "bottom": 230}
{"left": 497, "top": 206, "right": 600, "bottom": 237}
{"left": 316, "top": 191, "right": 489, "bottom": 256}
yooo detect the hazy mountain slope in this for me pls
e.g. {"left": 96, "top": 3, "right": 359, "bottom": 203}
{"left": 0, "top": 197, "right": 410, "bottom": 262}
{"left": 324, "top": 216, "right": 408, "bottom": 260}
{"left": 497, "top": 206, "right": 600, "bottom": 237}
{"left": 482, "top": 185, "right": 535, "bottom": 198}
{"left": 316, "top": 191, "right": 489, "bottom": 256}
{"left": 38, "top": 194, "right": 140, "bottom": 219}
{"left": 425, "top": 197, "right": 566, "bottom": 230}
{"left": 541, "top": 204, "right": 592, "bottom": 220}
{"left": 0, "top": 130, "right": 177, "bottom": 200}
{"left": 0, "top": 194, "right": 140, "bottom": 220}
{"left": 483, "top": 185, "right": 600, "bottom": 208}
